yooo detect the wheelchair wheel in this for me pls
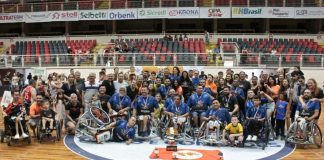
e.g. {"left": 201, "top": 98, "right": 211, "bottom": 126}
{"left": 36, "top": 125, "right": 41, "bottom": 140}
{"left": 285, "top": 123, "right": 296, "bottom": 143}
{"left": 311, "top": 123, "right": 323, "bottom": 148}
{"left": 264, "top": 123, "right": 270, "bottom": 145}
{"left": 56, "top": 121, "right": 61, "bottom": 141}
{"left": 0, "top": 129, "right": 4, "bottom": 143}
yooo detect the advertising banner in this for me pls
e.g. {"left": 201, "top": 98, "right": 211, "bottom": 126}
{"left": 265, "top": 7, "right": 294, "bottom": 18}
{"left": 0, "top": 13, "right": 24, "bottom": 23}
{"left": 24, "top": 12, "right": 52, "bottom": 23}
{"left": 167, "top": 7, "right": 200, "bottom": 18}
{"left": 199, "top": 7, "right": 230, "bottom": 18}
{"left": 231, "top": 7, "right": 265, "bottom": 18}
{"left": 138, "top": 8, "right": 168, "bottom": 19}
{"left": 79, "top": 10, "right": 107, "bottom": 20}
{"left": 25, "top": 11, "right": 78, "bottom": 23}
{"left": 51, "top": 10, "right": 78, "bottom": 21}
{"left": 294, "top": 7, "right": 324, "bottom": 19}
{"left": 107, "top": 9, "right": 137, "bottom": 20}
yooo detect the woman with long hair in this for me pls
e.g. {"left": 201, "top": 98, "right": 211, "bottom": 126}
{"left": 265, "top": 76, "right": 281, "bottom": 101}
{"left": 225, "top": 73, "right": 233, "bottom": 87}
{"left": 217, "top": 78, "right": 228, "bottom": 95}
{"left": 61, "top": 74, "right": 78, "bottom": 101}
{"left": 179, "top": 71, "right": 193, "bottom": 102}
{"left": 148, "top": 83, "right": 157, "bottom": 96}
{"left": 279, "top": 79, "right": 291, "bottom": 100}
{"left": 171, "top": 66, "right": 181, "bottom": 81}
{"left": 172, "top": 79, "right": 183, "bottom": 96}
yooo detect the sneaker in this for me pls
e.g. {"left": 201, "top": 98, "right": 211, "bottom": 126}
{"left": 13, "top": 134, "right": 20, "bottom": 139}
{"left": 246, "top": 135, "right": 252, "bottom": 141}
{"left": 22, "top": 133, "right": 29, "bottom": 138}
{"left": 251, "top": 135, "right": 258, "bottom": 141}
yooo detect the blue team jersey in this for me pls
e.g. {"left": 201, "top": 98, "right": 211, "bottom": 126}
{"left": 232, "top": 87, "right": 245, "bottom": 100}
{"left": 245, "top": 99, "right": 254, "bottom": 115}
{"left": 166, "top": 102, "right": 189, "bottom": 115}
{"left": 207, "top": 108, "right": 231, "bottom": 123}
{"left": 134, "top": 95, "right": 158, "bottom": 115}
{"left": 115, "top": 120, "right": 136, "bottom": 140}
{"left": 108, "top": 93, "right": 132, "bottom": 111}
{"left": 192, "top": 77, "right": 200, "bottom": 86}
{"left": 276, "top": 101, "right": 288, "bottom": 120}
{"left": 170, "top": 74, "right": 181, "bottom": 81}
{"left": 164, "top": 97, "right": 174, "bottom": 109}
{"left": 246, "top": 106, "right": 266, "bottom": 119}
{"left": 297, "top": 100, "right": 320, "bottom": 117}
{"left": 203, "top": 87, "right": 213, "bottom": 96}
{"left": 157, "top": 85, "right": 173, "bottom": 98}
{"left": 187, "top": 92, "right": 212, "bottom": 111}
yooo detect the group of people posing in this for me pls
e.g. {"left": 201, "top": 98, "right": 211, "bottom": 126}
{"left": 2, "top": 66, "right": 323, "bottom": 146}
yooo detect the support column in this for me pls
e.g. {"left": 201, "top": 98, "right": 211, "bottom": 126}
{"left": 21, "top": 23, "right": 27, "bottom": 37}
{"left": 112, "top": 20, "right": 117, "bottom": 34}
{"left": 162, "top": 19, "right": 166, "bottom": 33}
{"left": 65, "top": 21, "right": 70, "bottom": 35}
{"left": 318, "top": 19, "right": 323, "bottom": 33}
{"left": 265, "top": 19, "right": 270, "bottom": 33}
{"left": 213, "top": 19, "right": 218, "bottom": 33}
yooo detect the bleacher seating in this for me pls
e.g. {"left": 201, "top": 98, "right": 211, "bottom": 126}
{"left": 217, "top": 37, "right": 324, "bottom": 65}
{"left": 268, "top": 0, "right": 284, "bottom": 6}
{"left": 109, "top": 37, "right": 207, "bottom": 65}
{"left": 11, "top": 39, "right": 96, "bottom": 64}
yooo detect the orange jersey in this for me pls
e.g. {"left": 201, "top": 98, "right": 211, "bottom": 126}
{"left": 29, "top": 102, "right": 43, "bottom": 117}
{"left": 205, "top": 81, "right": 217, "bottom": 93}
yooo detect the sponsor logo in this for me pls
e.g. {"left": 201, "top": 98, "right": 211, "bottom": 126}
{"left": 168, "top": 9, "right": 199, "bottom": 16}
{"left": 232, "top": 8, "right": 262, "bottom": 15}
{"left": 26, "top": 12, "right": 51, "bottom": 19}
{"left": 52, "top": 11, "right": 78, "bottom": 19}
{"left": 269, "top": 9, "right": 289, "bottom": 17}
{"left": 207, "top": 8, "right": 223, "bottom": 17}
{"left": 139, "top": 9, "right": 167, "bottom": 17}
{"left": 109, "top": 11, "right": 135, "bottom": 19}
{"left": 80, "top": 11, "right": 106, "bottom": 19}
{"left": 0, "top": 14, "right": 23, "bottom": 21}
{"left": 296, "top": 9, "right": 307, "bottom": 16}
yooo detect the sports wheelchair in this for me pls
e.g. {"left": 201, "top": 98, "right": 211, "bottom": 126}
{"left": 196, "top": 119, "right": 227, "bottom": 146}
{"left": 133, "top": 114, "right": 160, "bottom": 141}
{"left": 0, "top": 114, "right": 32, "bottom": 146}
{"left": 286, "top": 117, "right": 322, "bottom": 148}
{"left": 243, "top": 118, "right": 270, "bottom": 150}
{"left": 36, "top": 117, "right": 61, "bottom": 143}
{"left": 158, "top": 115, "right": 195, "bottom": 145}
{"left": 75, "top": 107, "right": 111, "bottom": 142}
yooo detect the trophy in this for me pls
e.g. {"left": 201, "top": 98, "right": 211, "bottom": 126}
{"left": 166, "top": 127, "right": 178, "bottom": 151}
{"left": 153, "top": 148, "right": 159, "bottom": 158}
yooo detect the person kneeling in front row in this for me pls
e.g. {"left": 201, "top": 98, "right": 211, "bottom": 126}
{"left": 222, "top": 115, "right": 244, "bottom": 147}
{"left": 95, "top": 116, "right": 136, "bottom": 145}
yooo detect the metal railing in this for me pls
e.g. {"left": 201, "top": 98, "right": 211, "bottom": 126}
{"left": 1, "top": 53, "right": 323, "bottom": 68}
{"left": 0, "top": 0, "right": 323, "bottom": 13}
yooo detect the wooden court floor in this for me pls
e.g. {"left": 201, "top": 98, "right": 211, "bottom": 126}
{"left": 1, "top": 104, "right": 324, "bottom": 160}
